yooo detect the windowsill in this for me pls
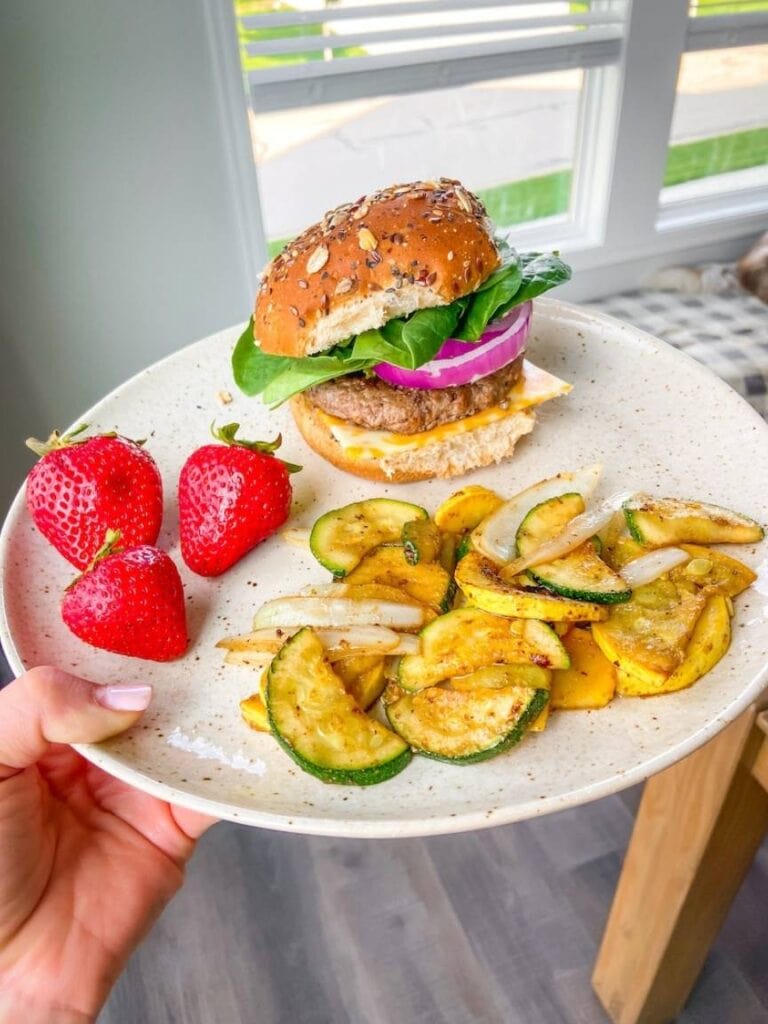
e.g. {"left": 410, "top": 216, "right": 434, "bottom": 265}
{"left": 660, "top": 165, "right": 768, "bottom": 207}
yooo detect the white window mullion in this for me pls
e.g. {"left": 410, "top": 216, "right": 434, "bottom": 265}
{"left": 569, "top": 63, "right": 622, "bottom": 248}
{"left": 602, "top": 0, "right": 690, "bottom": 253}
{"left": 686, "top": 11, "right": 768, "bottom": 50}
{"left": 201, "top": 0, "right": 269, "bottom": 280}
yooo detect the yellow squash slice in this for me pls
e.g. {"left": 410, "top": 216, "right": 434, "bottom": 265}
{"left": 456, "top": 551, "right": 608, "bottom": 623}
{"left": 434, "top": 485, "right": 504, "bottom": 533}
{"left": 670, "top": 544, "right": 757, "bottom": 598}
{"left": 550, "top": 627, "right": 616, "bottom": 709}
{"left": 398, "top": 606, "right": 569, "bottom": 691}
{"left": 616, "top": 594, "right": 731, "bottom": 696}
{"left": 591, "top": 578, "right": 707, "bottom": 687}
{"left": 333, "top": 654, "right": 388, "bottom": 710}
{"left": 345, "top": 545, "right": 454, "bottom": 613}
{"left": 240, "top": 690, "right": 270, "bottom": 732}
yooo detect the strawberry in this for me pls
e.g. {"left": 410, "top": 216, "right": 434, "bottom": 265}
{"left": 26, "top": 424, "right": 163, "bottom": 569}
{"left": 178, "top": 423, "right": 299, "bottom": 577}
{"left": 62, "top": 530, "right": 188, "bottom": 661}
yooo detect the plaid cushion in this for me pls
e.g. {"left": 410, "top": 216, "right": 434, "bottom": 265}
{"left": 588, "top": 289, "right": 768, "bottom": 420}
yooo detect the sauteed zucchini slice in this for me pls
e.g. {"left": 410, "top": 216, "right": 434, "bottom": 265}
{"left": 516, "top": 494, "right": 631, "bottom": 604}
{"left": 386, "top": 685, "right": 548, "bottom": 764}
{"left": 445, "top": 664, "right": 552, "bottom": 693}
{"left": 401, "top": 518, "right": 442, "bottom": 566}
{"left": 266, "top": 628, "right": 411, "bottom": 785}
{"left": 310, "top": 498, "right": 427, "bottom": 576}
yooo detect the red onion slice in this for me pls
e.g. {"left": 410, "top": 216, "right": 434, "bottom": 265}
{"left": 373, "top": 302, "right": 532, "bottom": 390}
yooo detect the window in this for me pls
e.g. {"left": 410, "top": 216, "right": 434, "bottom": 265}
{"left": 212, "top": 0, "right": 768, "bottom": 298}
{"left": 663, "top": 44, "right": 768, "bottom": 203}
{"left": 251, "top": 68, "right": 584, "bottom": 254}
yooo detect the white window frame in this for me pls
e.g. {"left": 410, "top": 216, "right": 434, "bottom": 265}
{"left": 202, "top": 0, "right": 768, "bottom": 301}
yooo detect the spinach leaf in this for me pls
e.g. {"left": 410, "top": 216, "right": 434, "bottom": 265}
{"left": 351, "top": 304, "right": 461, "bottom": 368}
{"left": 232, "top": 320, "right": 373, "bottom": 406}
{"left": 454, "top": 261, "right": 522, "bottom": 341}
{"left": 505, "top": 251, "right": 571, "bottom": 308}
{"left": 261, "top": 354, "right": 373, "bottom": 407}
{"left": 350, "top": 326, "right": 406, "bottom": 368}
{"left": 232, "top": 320, "right": 294, "bottom": 396}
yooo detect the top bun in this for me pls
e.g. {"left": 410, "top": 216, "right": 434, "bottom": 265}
{"left": 254, "top": 178, "right": 500, "bottom": 358}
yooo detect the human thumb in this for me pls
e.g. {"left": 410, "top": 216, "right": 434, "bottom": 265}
{"left": 0, "top": 666, "right": 151, "bottom": 779}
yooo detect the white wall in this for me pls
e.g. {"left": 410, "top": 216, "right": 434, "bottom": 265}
{"left": 0, "top": 1, "right": 262, "bottom": 510}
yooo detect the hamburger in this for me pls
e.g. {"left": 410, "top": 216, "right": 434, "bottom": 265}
{"left": 233, "top": 178, "right": 572, "bottom": 482}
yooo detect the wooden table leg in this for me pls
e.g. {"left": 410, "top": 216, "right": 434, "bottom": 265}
{"left": 592, "top": 707, "right": 768, "bottom": 1024}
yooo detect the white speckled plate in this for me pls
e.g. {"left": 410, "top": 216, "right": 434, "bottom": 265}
{"left": 1, "top": 299, "right": 767, "bottom": 837}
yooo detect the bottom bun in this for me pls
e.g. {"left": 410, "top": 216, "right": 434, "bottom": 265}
{"left": 290, "top": 393, "right": 537, "bottom": 483}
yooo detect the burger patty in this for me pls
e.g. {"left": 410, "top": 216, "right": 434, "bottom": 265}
{"left": 307, "top": 355, "right": 525, "bottom": 434}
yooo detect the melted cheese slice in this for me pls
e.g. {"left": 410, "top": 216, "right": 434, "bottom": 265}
{"left": 320, "top": 360, "right": 572, "bottom": 459}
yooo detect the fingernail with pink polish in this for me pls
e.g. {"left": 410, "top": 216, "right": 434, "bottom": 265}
{"left": 96, "top": 684, "right": 153, "bottom": 712}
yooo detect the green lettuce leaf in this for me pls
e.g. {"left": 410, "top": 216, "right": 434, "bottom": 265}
{"left": 232, "top": 247, "right": 571, "bottom": 406}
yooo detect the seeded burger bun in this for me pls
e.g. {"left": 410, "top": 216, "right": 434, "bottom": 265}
{"left": 255, "top": 180, "right": 499, "bottom": 359}
{"left": 247, "top": 178, "right": 571, "bottom": 482}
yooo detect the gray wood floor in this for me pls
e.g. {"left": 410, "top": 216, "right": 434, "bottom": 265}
{"left": 98, "top": 787, "right": 768, "bottom": 1024}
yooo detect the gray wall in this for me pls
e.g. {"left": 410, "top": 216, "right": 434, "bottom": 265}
{"left": 0, "top": 1, "right": 260, "bottom": 511}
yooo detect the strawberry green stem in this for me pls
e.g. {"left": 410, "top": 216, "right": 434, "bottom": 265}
{"left": 25, "top": 424, "right": 146, "bottom": 460}
{"left": 210, "top": 422, "right": 302, "bottom": 473}
{"left": 26, "top": 423, "right": 91, "bottom": 458}
{"left": 65, "top": 529, "right": 124, "bottom": 590}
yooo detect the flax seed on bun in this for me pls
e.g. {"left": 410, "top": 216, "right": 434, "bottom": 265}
{"left": 254, "top": 178, "right": 500, "bottom": 359}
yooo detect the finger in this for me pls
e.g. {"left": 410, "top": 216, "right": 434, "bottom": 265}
{"left": 0, "top": 666, "right": 152, "bottom": 779}
{"left": 170, "top": 805, "right": 220, "bottom": 840}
